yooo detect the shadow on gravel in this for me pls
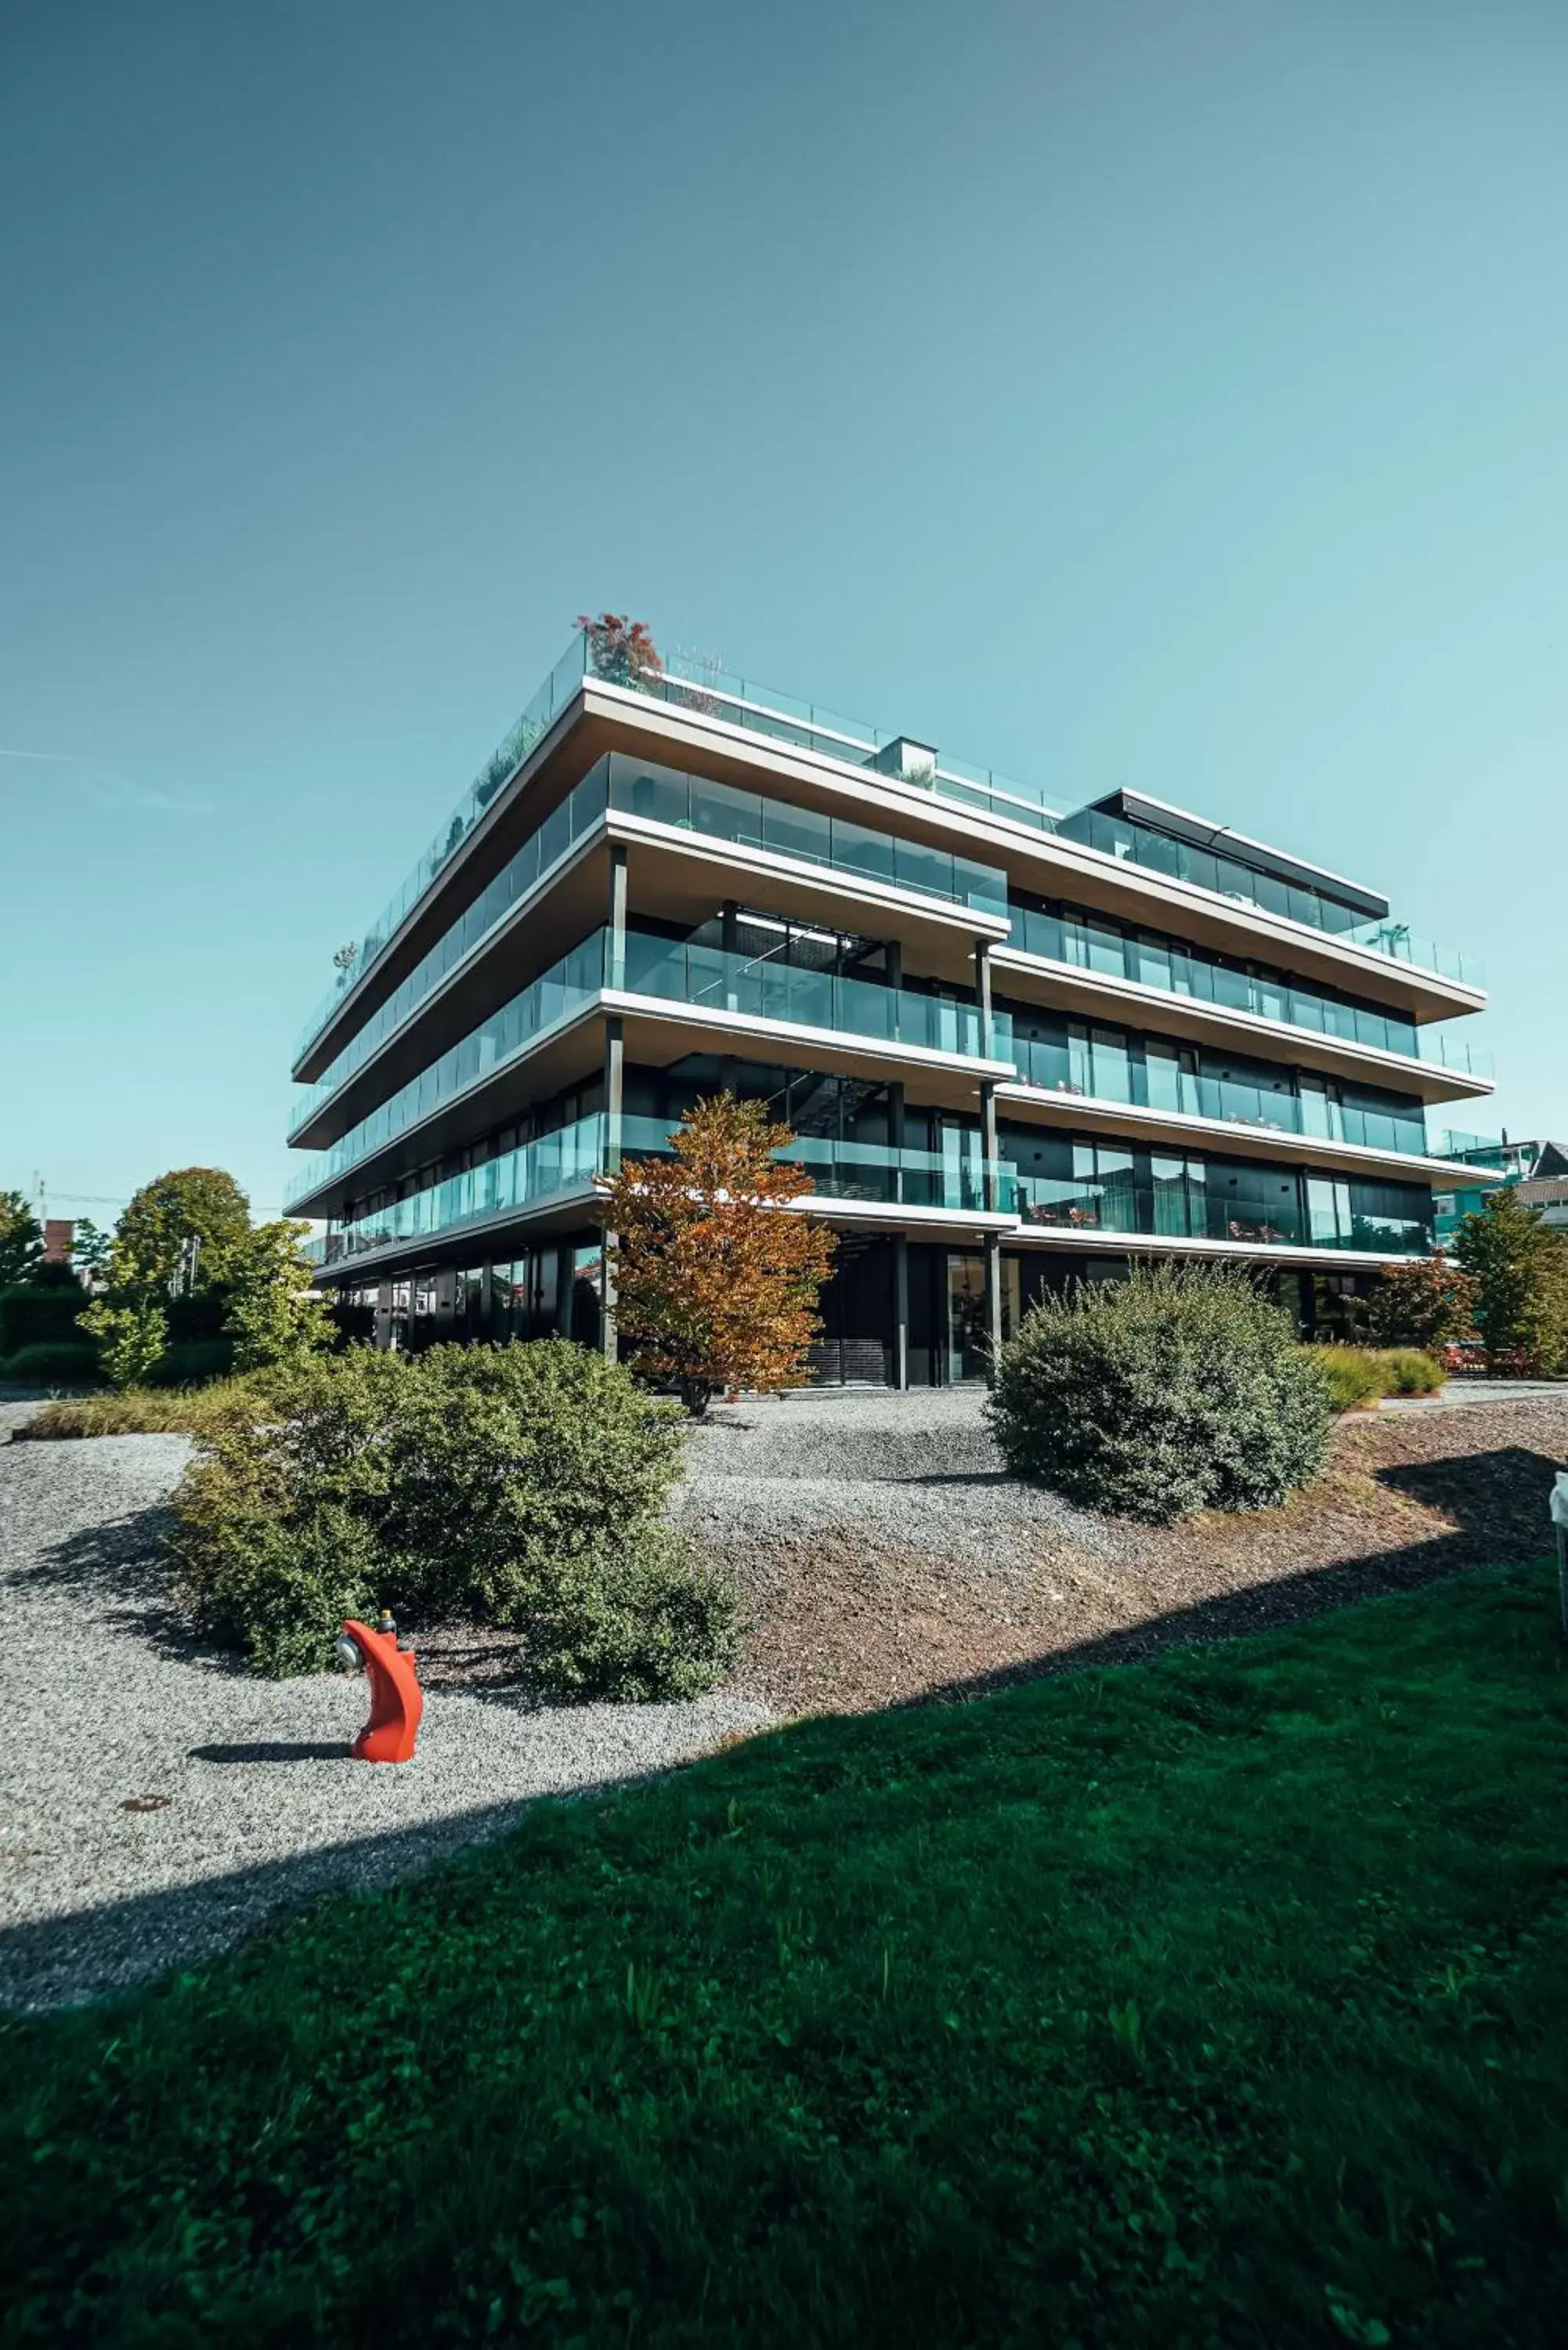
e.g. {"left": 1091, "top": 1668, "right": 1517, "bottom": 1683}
{"left": 190, "top": 1741, "right": 349, "bottom": 1766}
{"left": 912, "top": 1443, "right": 1566, "bottom": 1707}
{"left": 0, "top": 1802, "right": 546, "bottom": 2013}
{"left": 17, "top": 1503, "right": 240, "bottom": 1672}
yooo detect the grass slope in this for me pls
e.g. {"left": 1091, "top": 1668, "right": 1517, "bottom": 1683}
{"left": 5, "top": 1562, "right": 1568, "bottom": 2345}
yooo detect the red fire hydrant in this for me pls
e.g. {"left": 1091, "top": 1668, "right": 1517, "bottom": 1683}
{"left": 337, "top": 1614, "right": 423, "bottom": 1764}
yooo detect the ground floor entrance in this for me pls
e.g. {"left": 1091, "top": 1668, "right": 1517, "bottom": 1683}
{"left": 345, "top": 1239, "right": 1382, "bottom": 1387}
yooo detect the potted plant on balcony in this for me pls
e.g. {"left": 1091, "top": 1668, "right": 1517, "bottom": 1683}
{"left": 578, "top": 612, "right": 663, "bottom": 688}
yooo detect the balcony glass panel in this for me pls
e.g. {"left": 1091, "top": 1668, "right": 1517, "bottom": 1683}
{"left": 313, "top": 1112, "right": 1017, "bottom": 1266}
{"left": 293, "top": 765, "right": 610, "bottom": 1126}
{"left": 607, "top": 755, "right": 1008, "bottom": 920}
{"left": 296, "top": 633, "right": 590, "bottom": 1058}
{"left": 619, "top": 933, "right": 1006, "bottom": 1061}
{"left": 287, "top": 933, "right": 606, "bottom": 1206}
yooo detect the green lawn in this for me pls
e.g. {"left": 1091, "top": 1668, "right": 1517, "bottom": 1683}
{"left": 5, "top": 1564, "right": 1568, "bottom": 2346}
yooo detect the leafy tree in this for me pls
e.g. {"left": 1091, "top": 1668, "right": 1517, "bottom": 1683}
{"left": 222, "top": 1220, "right": 336, "bottom": 1372}
{"left": 1367, "top": 1249, "right": 1480, "bottom": 1351}
{"left": 1453, "top": 1188, "right": 1568, "bottom": 1373}
{"left": 0, "top": 1191, "right": 44, "bottom": 1289}
{"left": 598, "top": 1094, "right": 837, "bottom": 1417}
{"left": 70, "top": 1217, "right": 112, "bottom": 1283}
{"left": 115, "top": 1168, "right": 251, "bottom": 1295}
{"left": 78, "top": 1295, "right": 169, "bottom": 1389}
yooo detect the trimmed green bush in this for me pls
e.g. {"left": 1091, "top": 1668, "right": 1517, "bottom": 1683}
{"left": 1315, "top": 1344, "right": 1387, "bottom": 1413}
{"left": 527, "top": 1531, "right": 742, "bottom": 1703}
{"left": 0, "top": 1282, "right": 91, "bottom": 1359}
{"left": 987, "top": 1264, "right": 1332, "bottom": 1522}
{"left": 172, "top": 1342, "right": 732, "bottom": 1694}
{"left": 0, "top": 1340, "right": 107, "bottom": 1387}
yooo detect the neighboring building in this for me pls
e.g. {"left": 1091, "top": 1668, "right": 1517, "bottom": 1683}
{"left": 289, "top": 624, "right": 1495, "bottom": 1381}
{"left": 1434, "top": 1138, "right": 1568, "bottom": 1242}
{"left": 42, "top": 1219, "right": 74, "bottom": 1264}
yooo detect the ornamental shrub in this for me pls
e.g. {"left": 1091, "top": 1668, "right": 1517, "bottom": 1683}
{"left": 1314, "top": 1346, "right": 1388, "bottom": 1413}
{"left": 526, "top": 1531, "right": 741, "bottom": 1703}
{"left": 1379, "top": 1347, "right": 1444, "bottom": 1396}
{"left": 987, "top": 1264, "right": 1332, "bottom": 1523}
{"left": 172, "top": 1343, "right": 727, "bottom": 1693}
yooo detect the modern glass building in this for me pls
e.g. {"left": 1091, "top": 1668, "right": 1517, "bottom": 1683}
{"left": 289, "top": 624, "right": 1494, "bottom": 1382}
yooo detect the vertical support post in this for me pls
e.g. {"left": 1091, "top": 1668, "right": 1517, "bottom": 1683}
{"left": 479, "top": 1261, "right": 494, "bottom": 1343}
{"left": 607, "top": 841, "right": 628, "bottom": 993}
{"left": 984, "top": 1233, "right": 1004, "bottom": 1381}
{"left": 721, "top": 898, "right": 739, "bottom": 1010}
{"left": 601, "top": 1013, "right": 624, "bottom": 1362}
{"left": 892, "top": 1233, "right": 909, "bottom": 1391}
{"left": 556, "top": 1241, "right": 575, "bottom": 1342}
{"left": 887, "top": 1079, "right": 905, "bottom": 1202}
{"left": 974, "top": 937, "right": 993, "bottom": 1055}
{"left": 981, "top": 1079, "right": 999, "bottom": 1214}
{"left": 374, "top": 1280, "right": 394, "bottom": 1351}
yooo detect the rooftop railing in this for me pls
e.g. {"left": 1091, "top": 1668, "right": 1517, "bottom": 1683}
{"left": 296, "top": 624, "right": 1479, "bottom": 1061}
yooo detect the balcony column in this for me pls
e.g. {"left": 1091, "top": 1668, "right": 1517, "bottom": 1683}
{"left": 974, "top": 937, "right": 993, "bottom": 1055}
{"left": 601, "top": 1013, "right": 624, "bottom": 1362}
{"left": 981, "top": 1080, "right": 999, "bottom": 1213}
{"left": 984, "top": 1234, "right": 1004, "bottom": 1379}
{"left": 721, "top": 899, "right": 739, "bottom": 1011}
{"left": 556, "top": 1242, "right": 576, "bottom": 1342}
{"left": 887, "top": 1080, "right": 905, "bottom": 1204}
{"left": 607, "top": 842, "right": 628, "bottom": 993}
{"left": 892, "top": 1234, "right": 910, "bottom": 1391}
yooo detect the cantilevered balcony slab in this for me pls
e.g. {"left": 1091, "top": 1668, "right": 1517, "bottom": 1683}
{"left": 1007, "top": 1224, "right": 1430, "bottom": 1273}
{"left": 580, "top": 682, "right": 1485, "bottom": 1022}
{"left": 288, "top": 988, "right": 1013, "bottom": 1222}
{"left": 991, "top": 948, "right": 1495, "bottom": 1108}
{"left": 291, "top": 821, "right": 1007, "bottom": 1153}
{"left": 995, "top": 1080, "right": 1474, "bottom": 1188}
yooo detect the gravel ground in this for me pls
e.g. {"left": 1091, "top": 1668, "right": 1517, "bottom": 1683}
{"left": 676, "top": 1386, "right": 1129, "bottom": 1570}
{"left": 677, "top": 1384, "right": 1568, "bottom": 1716}
{"left": 0, "top": 1425, "right": 771, "bottom": 2012}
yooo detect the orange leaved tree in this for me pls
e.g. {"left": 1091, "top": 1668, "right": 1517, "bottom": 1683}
{"left": 598, "top": 1094, "right": 837, "bottom": 1417}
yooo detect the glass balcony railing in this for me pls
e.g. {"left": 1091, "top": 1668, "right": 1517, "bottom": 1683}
{"left": 295, "top": 748, "right": 1011, "bottom": 1104}
{"left": 609, "top": 754, "right": 1008, "bottom": 920}
{"left": 1053, "top": 808, "right": 1476, "bottom": 984}
{"left": 620, "top": 932, "right": 1007, "bottom": 1061}
{"left": 1001, "top": 902, "right": 1490, "bottom": 1069}
{"left": 287, "top": 933, "right": 605, "bottom": 1207}
{"left": 292, "top": 767, "right": 612, "bottom": 1126}
{"left": 294, "top": 634, "right": 590, "bottom": 1059}
{"left": 295, "top": 623, "right": 1476, "bottom": 1069}
{"left": 309, "top": 1111, "right": 1016, "bottom": 1267}
{"left": 1009, "top": 1036, "right": 1434, "bottom": 1158}
{"left": 1012, "top": 1170, "right": 1432, "bottom": 1256}
{"left": 288, "top": 927, "right": 1010, "bottom": 1206}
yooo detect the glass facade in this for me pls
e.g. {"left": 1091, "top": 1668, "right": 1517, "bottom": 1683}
{"left": 1051, "top": 806, "right": 1475, "bottom": 982}
{"left": 290, "top": 923, "right": 1009, "bottom": 1209}
{"left": 1005, "top": 895, "right": 1489, "bottom": 1072}
{"left": 298, "top": 753, "right": 1009, "bottom": 1106}
{"left": 1006, "top": 1007, "right": 1431, "bottom": 1157}
{"left": 1005, "top": 1127, "right": 1433, "bottom": 1254}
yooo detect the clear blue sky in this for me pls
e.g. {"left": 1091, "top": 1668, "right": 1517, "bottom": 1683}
{"left": 4, "top": 0, "right": 1564, "bottom": 1223}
